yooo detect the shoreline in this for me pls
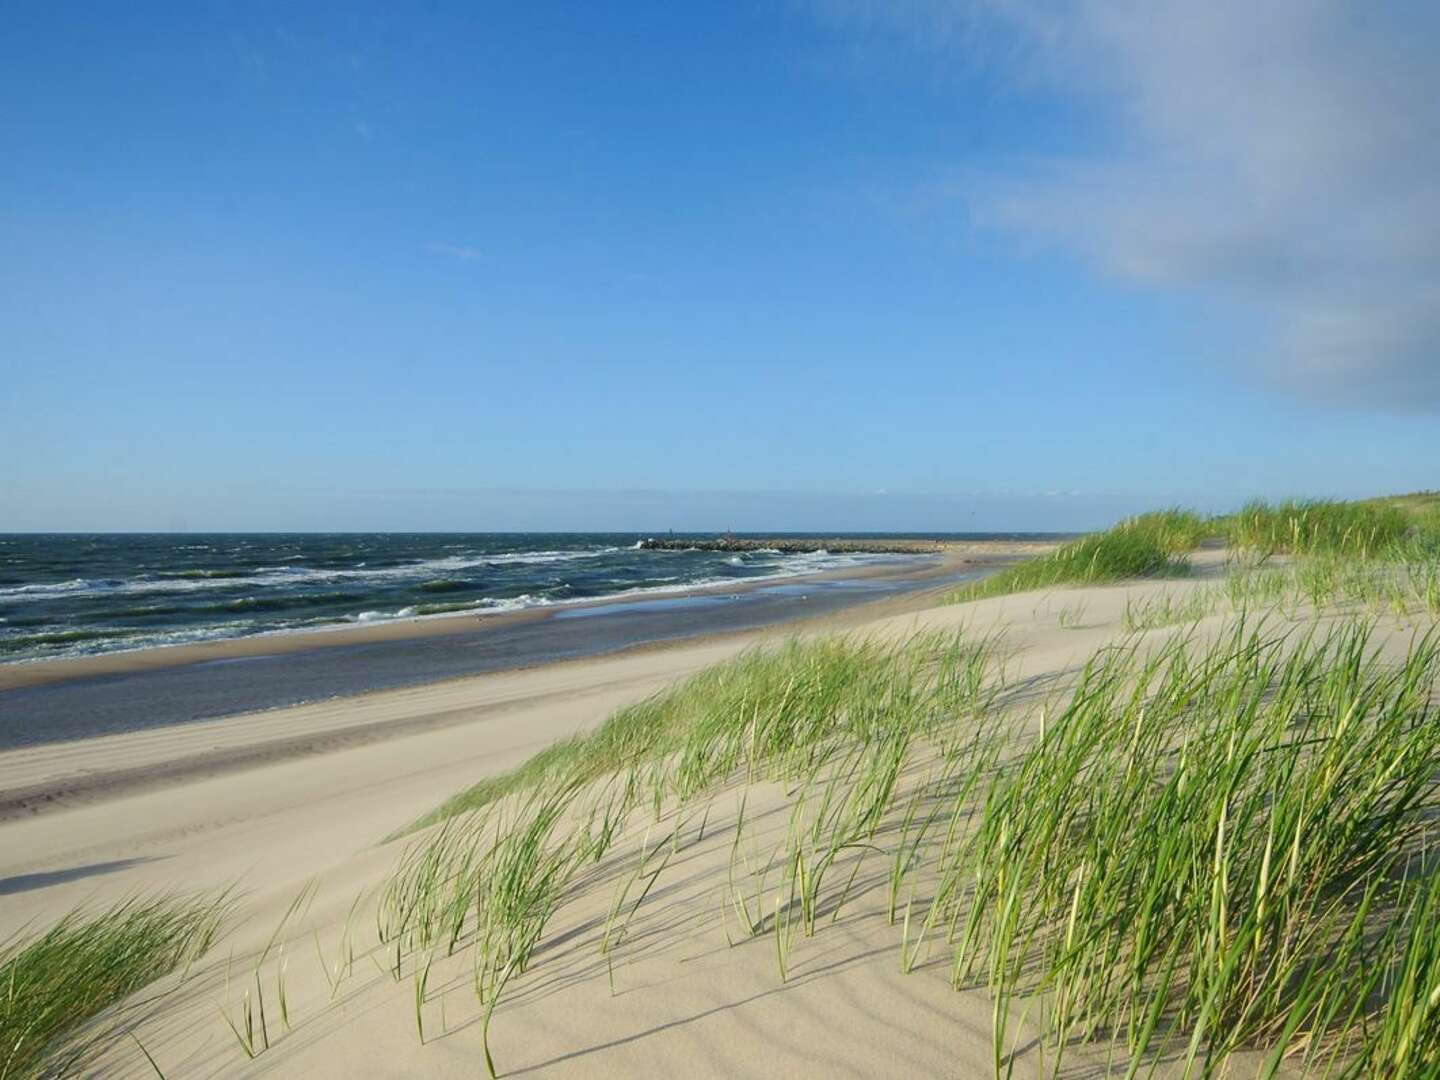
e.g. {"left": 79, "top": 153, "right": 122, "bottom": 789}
{"left": 0, "top": 545, "right": 1042, "bottom": 819}
{"left": 0, "top": 540, "right": 1051, "bottom": 693}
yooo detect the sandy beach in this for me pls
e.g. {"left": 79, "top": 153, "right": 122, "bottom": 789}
{"left": 0, "top": 542, "right": 1048, "bottom": 818}
{"left": 0, "top": 551, "right": 1302, "bottom": 1079}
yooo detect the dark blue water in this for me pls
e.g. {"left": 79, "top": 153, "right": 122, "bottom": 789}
{"left": 0, "top": 533, "right": 977, "bottom": 663}
{"left": 0, "top": 573, "right": 970, "bottom": 751}
{"left": 0, "top": 533, "right": 1063, "bottom": 751}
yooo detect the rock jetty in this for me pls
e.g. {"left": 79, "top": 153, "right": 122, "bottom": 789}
{"left": 636, "top": 537, "right": 943, "bottom": 555}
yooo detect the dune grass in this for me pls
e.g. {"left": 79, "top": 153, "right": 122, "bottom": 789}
{"left": 380, "top": 605, "right": 1440, "bottom": 1077}
{"left": 1115, "top": 551, "right": 1440, "bottom": 631}
{"left": 0, "top": 895, "right": 227, "bottom": 1079}
{"left": 370, "top": 493, "right": 1440, "bottom": 1074}
{"left": 934, "top": 617, "right": 1440, "bottom": 1075}
{"left": 398, "top": 632, "right": 1004, "bottom": 836}
{"left": 1361, "top": 490, "right": 1440, "bottom": 548}
{"left": 946, "top": 510, "right": 1207, "bottom": 603}
{"left": 1221, "top": 499, "right": 1416, "bottom": 559}
{"left": 1220, "top": 554, "right": 1440, "bottom": 620}
{"left": 381, "top": 631, "right": 1005, "bottom": 1075}
{"left": 944, "top": 496, "right": 1440, "bottom": 606}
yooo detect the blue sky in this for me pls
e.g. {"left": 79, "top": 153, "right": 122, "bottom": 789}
{"left": 3, "top": 2, "right": 1437, "bottom": 532}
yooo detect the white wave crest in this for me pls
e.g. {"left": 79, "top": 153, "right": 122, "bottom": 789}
{"left": 0, "top": 548, "right": 625, "bottom": 604}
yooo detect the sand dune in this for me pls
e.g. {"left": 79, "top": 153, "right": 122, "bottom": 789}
{"left": 0, "top": 559, "right": 1321, "bottom": 1077}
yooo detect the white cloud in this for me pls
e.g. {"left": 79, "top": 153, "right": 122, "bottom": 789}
{"left": 818, "top": 1, "right": 1440, "bottom": 405}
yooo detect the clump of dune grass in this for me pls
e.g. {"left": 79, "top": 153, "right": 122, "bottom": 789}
{"left": 948, "top": 510, "right": 1207, "bottom": 603}
{"left": 399, "top": 632, "right": 1005, "bottom": 835}
{"left": 219, "top": 880, "right": 318, "bottom": 1060}
{"left": 0, "top": 895, "right": 227, "bottom": 1079}
{"left": 953, "top": 494, "right": 1440, "bottom": 608}
{"left": 1120, "top": 588, "right": 1218, "bottom": 631}
{"left": 1224, "top": 553, "right": 1440, "bottom": 620}
{"left": 380, "top": 631, "right": 1005, "bottom": 1075}
{"left": 1223, "top": 560, "right": 1296, "bottom": 611}
{"left": 1222, "top": 499, "right": 1413, "bottom": 559}
{"left": 926, "top": 617, "right": 1440, "bottom": 1075}
{"left": 380, "top": 604, "right": 1440, "bottom": 1077}
{"left": 1345, "top": 862, "right": 1440, "bottom": 1077}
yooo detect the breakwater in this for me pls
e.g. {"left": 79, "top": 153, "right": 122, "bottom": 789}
{"left": 636, "top": 537, "right": 943, "bottom": 555}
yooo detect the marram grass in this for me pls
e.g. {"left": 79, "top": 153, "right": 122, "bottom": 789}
{"left": 372, "top": 494, "right": 1440, "bottom": 1074}
{"left": 381, "top": 631, "right": 1005, "bottom": 1075}
{"left": 398, "top": 632, "right": 1004, "bottom": 836}
{"left": 945, "top": 496, "right": 1440, "bottom": 605}
{"left": 946, "top": 510, "right": 1206, "bottom": 603}
{"left": 1222, "top": 499, "right": 1414, "bottom": 559}
{"left": 381, "top": 612, "right": 1440, "bottom": 1077}
{"left": 0, "top": 894, "right": 226, "bottom": 1080}
{"left": 935, "top": 617, "right": 1440, "bottom": 1076}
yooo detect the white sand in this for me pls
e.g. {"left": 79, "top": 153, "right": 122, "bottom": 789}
{"left": 1, "top": 558, "right": 1313, "bottom": 1077}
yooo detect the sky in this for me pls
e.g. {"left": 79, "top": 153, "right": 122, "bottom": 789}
{"left": 3, "top": 1, "right": 1437, "bottom": 532}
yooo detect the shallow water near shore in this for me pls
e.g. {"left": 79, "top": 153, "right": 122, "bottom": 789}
{"left": 0, "top": 532, "right": 1060, "bottom": 665}
{"left": 0, "top": 533, "right": 937, "bottom": 663}
{"left": 0, "top": 560, "right": 985, "bottom": 749}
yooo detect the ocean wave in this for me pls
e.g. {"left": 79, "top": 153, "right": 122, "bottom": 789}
{"left": 0, "top": 545, "right": 923, "bottom": 661}
{"left": 0, "top": 548, "right": 624, "bottom": 604}
{"left": 156, "top": 568, "right": 254, "bottom": 580}
{"left": 340, "top": 592, "right": 551, "bottom": 625}
{"left": 408, "top": 600, "right": 489, "bottom": 617}
{"left": 418, "top": 578, "right": 478, "bottom": 594}
{"left": 0, "top": 577, "right": 101, "bottom": 598}
{"left": 83, "top": 591, "right": 368, "bottom": 619}
{"left": 0, "top": 620, "right": 264, "bottom": 657}
{"left": 0, "top": 627, "right": 137, "bottom": 652}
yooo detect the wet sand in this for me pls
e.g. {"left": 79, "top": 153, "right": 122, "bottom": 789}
{"left": 0, "top": 543, "right": 1056, "bottom": 695}
{"left": 0, "top": 545, "right": 1049, "bottom": 820}
{"left": 0, "top": 544, "right": 1050, "bottom": 751}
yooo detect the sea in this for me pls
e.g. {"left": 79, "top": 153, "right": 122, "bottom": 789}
{"left": 0, "top": 533, "right": 948, "bottom": 664}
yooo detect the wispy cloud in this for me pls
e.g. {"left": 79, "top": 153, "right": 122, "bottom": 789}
{"left": 814, "top": 1, "right": 1440, "bottom": 406}
{"left": 424, "top": 242, "right": 484, "bottom": 261}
